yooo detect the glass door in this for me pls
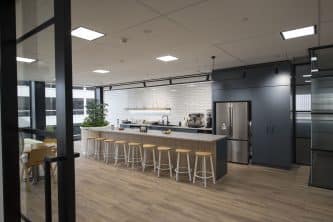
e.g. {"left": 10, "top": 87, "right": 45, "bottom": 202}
{"left": 16, "top": 0, "right": 76, "bottom": 221}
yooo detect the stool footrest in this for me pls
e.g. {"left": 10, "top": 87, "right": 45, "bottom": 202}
{"left": 175, "top": 167, "right": 192, "bottom": 174}
{"left": 194, "top": 171, "right": 213, "bottom": 179}
{"left": 157, "top": 163, "right": 172, "bottom": 171}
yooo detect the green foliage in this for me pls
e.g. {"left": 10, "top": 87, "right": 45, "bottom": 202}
{"left": 81, "top": 101, "right": 109, "bottom": 127}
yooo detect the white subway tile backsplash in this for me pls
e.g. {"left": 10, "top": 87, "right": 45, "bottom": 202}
{"left": 104, "top": 82, "right": 212, "bottom": 125}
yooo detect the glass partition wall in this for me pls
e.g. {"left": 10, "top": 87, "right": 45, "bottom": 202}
{"left": 309, "top": 45, "right": 333, "bottom": 190}
{"left": 15, "top": 0, "right": 77, "bottom": 221}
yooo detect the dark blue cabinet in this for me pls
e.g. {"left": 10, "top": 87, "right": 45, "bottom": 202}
{"left": 212, "top": 61, "right": 292, "bottom": 169}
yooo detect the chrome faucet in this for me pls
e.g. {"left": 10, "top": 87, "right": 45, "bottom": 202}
{"left": 161, "top": 115, "right": 169, "bottom": 125}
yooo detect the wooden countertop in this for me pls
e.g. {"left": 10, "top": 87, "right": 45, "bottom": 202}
{"left": 87, "top": 127, "right": 226, "bottom": 142}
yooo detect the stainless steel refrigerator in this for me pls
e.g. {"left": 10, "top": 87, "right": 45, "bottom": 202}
{"left": 215, "top": 102, "right": 250, "bottom": 164}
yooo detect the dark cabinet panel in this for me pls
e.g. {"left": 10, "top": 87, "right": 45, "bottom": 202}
{"left": 310, "top": 151, "right": 333, "bottom": 189}
{"left": 212, "top": 61, "right": 292, "bottom": 169}
{"left": 296, "top": 138, "right": 311, "bottom": 165}
{"left": 212, "top": 61, "right": 291, "bottom": 90}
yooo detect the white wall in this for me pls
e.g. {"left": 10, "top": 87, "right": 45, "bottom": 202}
{"left": 104, "top": 82, "right": 212, "bottom": 125}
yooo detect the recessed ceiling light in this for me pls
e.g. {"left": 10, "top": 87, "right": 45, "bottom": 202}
{"left": 71, "top": 27, "right": 104, "bottom": 41}
{"left": 302, "top": 74, "right": 312, "bottom": 78}
{"left": 281, "top": 25, "right": 316, "bottom": 40}
{"left": 16, "top": 56, "right": 36, "bottom": 63}
{"left": 93, "top": 69, "right": 110, "bottom": 74}
{"left": 156, "top": 55, "right": 178, "bottom": 62}
{"left": 311, "top": 69, "right": 319, "bottom": 73}
{"left": 311, "top": 56, "right": 317, "bottom": 61}
{"left": 305, "top": 80, "right": 312, "bottom": 83}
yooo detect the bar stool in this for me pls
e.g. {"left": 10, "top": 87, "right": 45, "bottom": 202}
{"left": 174, "top": 149, "right": 192, "bottom": 182}
{"left": 114, "top": 140, "right": 128, "bottom": 166}
{"left": 157, "top": 146, "right": 173, "bottom": 178}
{"left": 94, "top": 137, "right": 105, "bottom": 160}
{"left": 142, "top": 144, "right": 157, "bottom": 172}
{"left": 86, "top": 137, "right": 96, "bottom": 158}
{"left": 193, "top": 151, "right": 216, "bottom": 188}
{"left": 127, "top": 142, "right": 143, "bottom": 169}
{"left": 103, "top": 139, "right": 115, "bottom": 164}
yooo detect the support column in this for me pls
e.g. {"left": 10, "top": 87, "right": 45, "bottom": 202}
{"left": 0, "top": 0, "right": 20, "bottom": 221}
{"left": 95, "top": 87, "right": 104, "bottom": 104}
{"left": 31, "top": 81, "right": 46, "bottom": 139}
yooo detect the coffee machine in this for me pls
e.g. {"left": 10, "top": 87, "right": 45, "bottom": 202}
{"left": 187, "top": 113, "right": 204, "bottom": 128}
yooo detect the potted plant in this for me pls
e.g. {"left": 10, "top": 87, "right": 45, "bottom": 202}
{"left": 81, "top": 101, "right": 109, "bottom": 127}
{"left": 80, "top": 101, "right": 109, "bottom": 156}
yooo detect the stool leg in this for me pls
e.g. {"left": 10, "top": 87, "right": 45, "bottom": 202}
{"left": 114, "top": 144, "right": 119, "bottom": 166}
{"left": 123, "top": 144, "right": 128, "bottom": 164}
{"left": 127, "top": 146, "right": 131, "bottom": 167}
{"left": 132, "top": 146, "right": 135, "bottom": 169}
{"left": 103, "top": 143, "right": 107, "bottom": 162}
{"left": 210, "top": 155, "right": 216, "bottom": 184}
{"left": 187, "top": 153, "right": 192, "bottom": 182}
{"left": 158, "top": 151, "right": 161, "bottom": 177}
{"left": 139, "top": 146, "right": 143, "bottom": 163}
{"left": 153, "top": 149, "right": 156, "bottom": 173}
{"left": 168, "top": 150, "right": 172, "bottom": 178}
{"left": 142, "top": 149, "right": 146, "bottom": 172}
{"left": 85, "top": 139, "right": 88, "bottom": 158}
{"left": 193, "top": 155, "right": 198, "bottom": 184}
{"left": 176, "top": 152, "right": 180, "bottom": 182}
{"left": 203, "top": 157, "right": 207, "bottom": 188}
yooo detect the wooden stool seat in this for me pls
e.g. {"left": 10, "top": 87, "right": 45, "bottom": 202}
{"left": 104, "top": 139, "right": 114, "bottom": 142}
{"left": 87, "top": 137, "right": 96, "bottom": 140}
{"left": 195, "top": 151, "right": 211, "bottom": 156}
{"left": 143, "top": 144, "right": 157, "bottom": 149}
{"left": 176, "top": 148, "right": 191, "bottom": 153}
{"left": 157, "top": 146, "right": 172, "bottom": 151}
{"left": 95, "top": 137, "right": 105, "bottom": 141}
{"left": 115, "top": 140, "right": 127, "bottom": 144}
{"left": 128, "top": 142, "right": 141, "bottom": 146}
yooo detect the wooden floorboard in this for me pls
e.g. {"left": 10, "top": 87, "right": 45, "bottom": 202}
{"left": 20, "top": 148, "right": 333, "bottom": 222}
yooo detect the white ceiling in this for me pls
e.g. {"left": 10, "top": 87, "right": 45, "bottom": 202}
{"left": 17, "top": 0, "right": 333, "bottom": 86}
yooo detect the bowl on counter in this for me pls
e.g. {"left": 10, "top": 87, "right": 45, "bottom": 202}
{"left": 162, "top": 129, "right": 172, "bottom": 134}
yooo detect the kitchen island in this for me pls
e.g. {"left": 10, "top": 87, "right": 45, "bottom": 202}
{"left": 81, "top": 127, "right": 228, "bottom": 180}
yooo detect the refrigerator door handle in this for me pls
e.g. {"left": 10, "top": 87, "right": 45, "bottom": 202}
{"left": 229, "top": 105, "right": 233, "bottom": 137}
{"left": 266, "top": 124, "right": 269, "bottom": 135}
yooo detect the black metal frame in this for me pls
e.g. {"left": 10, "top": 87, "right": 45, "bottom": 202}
{"left": 0, "top": 0, "right": 76, "bottom": 220}
{"left": 0, "top": 0, "right": 21, "bottom": 221}
{"left": 44, "top": 153, "right": 80, "bottom": 222}
{"left": 101, "top": 73, "right": 211, "bottom": 91}
{"left": 54, "top": 0, "right": 76, "bottom": 220}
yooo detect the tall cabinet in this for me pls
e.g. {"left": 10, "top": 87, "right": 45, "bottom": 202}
{"left": 212, "top": 61, "right": 292, "bottom": 169}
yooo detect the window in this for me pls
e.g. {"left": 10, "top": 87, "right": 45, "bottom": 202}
{"left": 17, "top": 84, "right": 31, "bottom": 128}
{"left": 296, "top": 94, "right": 311, "bottom": 111}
